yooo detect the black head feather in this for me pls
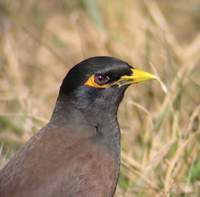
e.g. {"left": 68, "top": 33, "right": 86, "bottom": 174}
{"left": 59, "top": 56, "right": 133, "bottom": 95}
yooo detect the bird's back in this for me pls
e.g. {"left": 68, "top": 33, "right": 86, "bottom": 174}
{"left": 0, "top": 124, "right": 119, "bottom": 197}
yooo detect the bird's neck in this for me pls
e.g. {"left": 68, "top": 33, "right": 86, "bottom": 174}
{"left": 50, "top": 93, "right": 123, "bottom": 160}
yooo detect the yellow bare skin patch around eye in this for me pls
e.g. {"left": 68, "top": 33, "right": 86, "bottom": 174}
{"left": 85, "top": 75, "right": 110, "bottom": 88}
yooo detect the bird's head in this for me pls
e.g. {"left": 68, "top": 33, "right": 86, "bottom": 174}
{"left": 58, "top": 56, "right": 156, "bottom": 115}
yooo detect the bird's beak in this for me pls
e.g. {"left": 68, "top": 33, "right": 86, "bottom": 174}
{"left": 117, "top": 68, "right": 157, "bottom": 86}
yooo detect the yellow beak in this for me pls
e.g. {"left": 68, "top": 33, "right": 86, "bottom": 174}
{"left": 85, "top": 68, "right": 157, "bottom": 89}
{"left": 120, "top": 68, "right": 157, "bottom": 84}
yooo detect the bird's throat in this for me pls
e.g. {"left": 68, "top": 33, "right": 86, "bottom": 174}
{"left": 51, "top": 93, "right": 122, "bottom": 161}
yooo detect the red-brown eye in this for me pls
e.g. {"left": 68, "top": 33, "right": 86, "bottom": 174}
{"left": 94, "top": 74, "right": 110, "bottom": 85}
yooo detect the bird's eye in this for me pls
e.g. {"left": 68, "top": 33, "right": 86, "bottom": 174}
{"left": 94, "top": 74, "right": 110, "bottom": 85}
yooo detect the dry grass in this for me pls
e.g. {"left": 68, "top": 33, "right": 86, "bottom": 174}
{"left": 0, "top": 0, "right": 200, "bottom": 196}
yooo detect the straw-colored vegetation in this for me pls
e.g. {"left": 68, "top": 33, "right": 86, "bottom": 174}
{"left": 0, "top": 0, "right": 200, "bottom": 196}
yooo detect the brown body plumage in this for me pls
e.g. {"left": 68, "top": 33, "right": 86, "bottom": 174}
{"left": 0, "top": 56, "right": 155, "bottom": 197}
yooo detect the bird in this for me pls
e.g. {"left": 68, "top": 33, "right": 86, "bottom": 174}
{"left": 0, "top": 56, "right": 156, "bottom": 197}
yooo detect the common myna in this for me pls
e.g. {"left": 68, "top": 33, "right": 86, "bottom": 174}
{"left": 0, "top": 56, "right": 156, "bottom": 197}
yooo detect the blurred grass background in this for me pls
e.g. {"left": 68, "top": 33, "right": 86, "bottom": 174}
{"left": 0, "top": 0, "right": 200, "bottom": 196}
